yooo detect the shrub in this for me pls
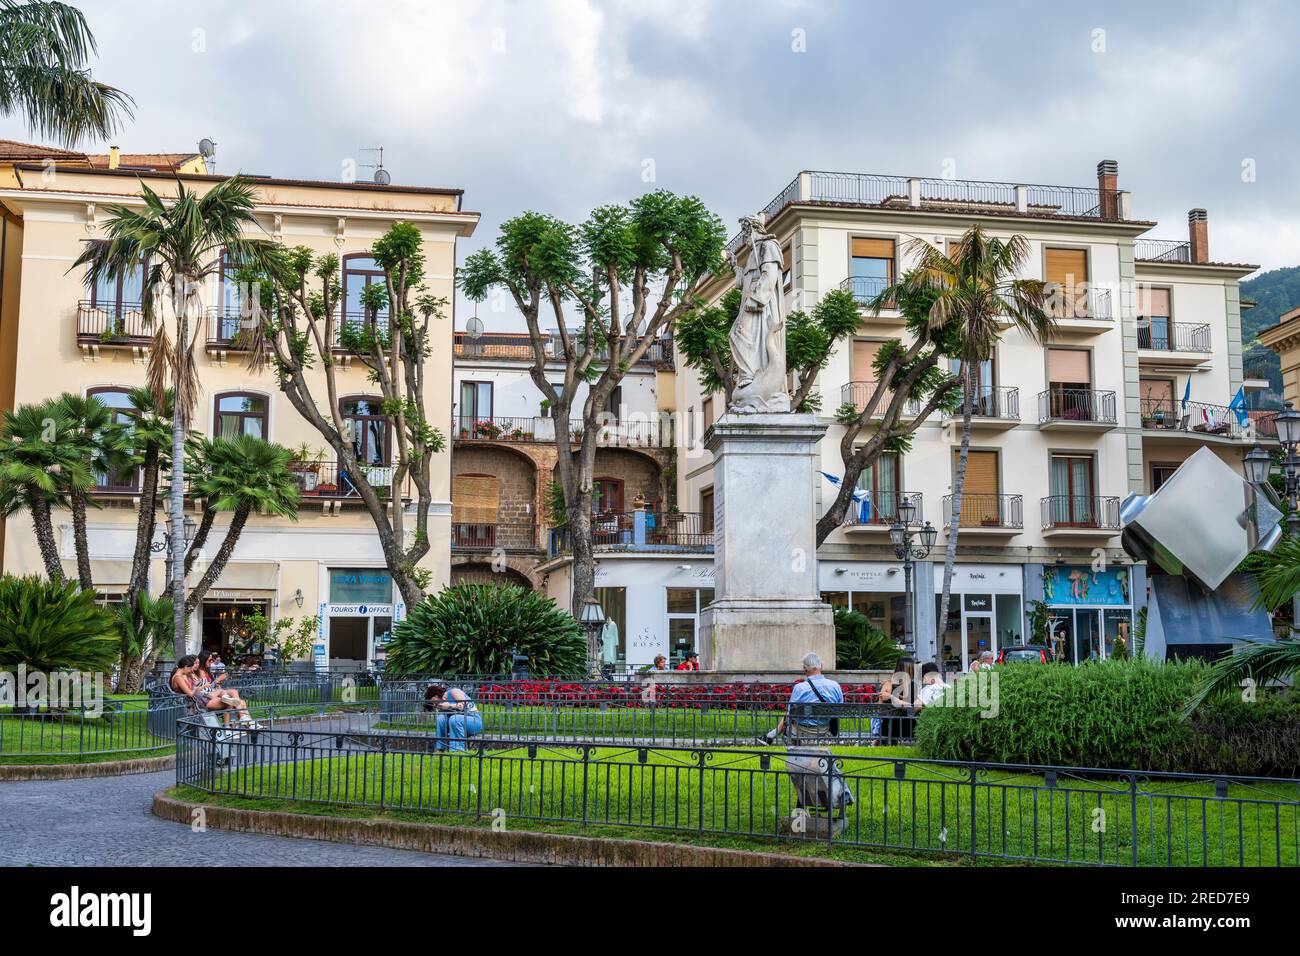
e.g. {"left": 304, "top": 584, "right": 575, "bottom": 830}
{"left": 833, "top": 608, "right": 902, "bottom": 670}
{"left": 385, "top": 583, "right": 586, "bottom": 677}
{"left": 0, "top": 574, "right": 118, "bottom": 674}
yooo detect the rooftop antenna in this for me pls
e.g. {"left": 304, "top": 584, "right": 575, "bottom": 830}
{"left": 197, "top": 138, "right": 217, "bottom": 174}
{"left": 359, "top": 146, "right": 391, "bottom": 185}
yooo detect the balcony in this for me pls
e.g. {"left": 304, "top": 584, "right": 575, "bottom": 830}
{"left": 288, "top": 459, "right": 411, "bottom": 512}
{"left": 943, "top": 386, "right": 1020, "bottom": 431}
{"left": 941, "top": 493, "right": 1023, "bottom": 535}
{"left": 841, "top": 492, "right": 923, "bottom": 535}
{"left": 837, "top": 275, "right": 898, "bottom": 315}
{"left": 1038, "top": 388, "right": 1117, "bottom": 431}
{"left": 76, "top": 300, "right": 151, "bottom": 359}
{"left": 841, "top": 381, "right": 922, "bottom": 420}
{"left": 548, "top": 510, "right": 713, "bottom": 558}
{"left": 1136, "top": 321, "right": 1212, "bottom": 366}
{"left": 1140, "top": 399, "right": 1278, "bottom": 444}
{"left": 452, "top": 414, "right": 674, "bottom": 449}
{"left": 1134, "top": 239, "right": 1192, "bottom": 263}
{"left": 452, "top": 521, "right": 538, "bottom": 553}
{"left": 453, "top": 332, "right": 673, "bottom": 367}
{"left": 1041, "top": 495, "right": 1121, "bottom": 536}
{"left": 1045, "top": 286, "right": 1114, "bottom": 334}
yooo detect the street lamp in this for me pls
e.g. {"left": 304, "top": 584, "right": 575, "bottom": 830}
{"left": 1243, "top": 444, "right": 1272, "bottom": 486}
{"left": 151, "top": 514, "right": 198, "bottom": 582}
{"left": 888, "top": 499, "right": 937, "bottom": 671}
{"left": 579, "top": 598, "right": 606, "bottom": 679}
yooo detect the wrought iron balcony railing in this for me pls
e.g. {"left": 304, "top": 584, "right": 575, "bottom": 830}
{"left": 1038, "top": 388, "right": 1117, "bottom": 424}
{"left": 841, "top": 491, "right": 922, "bottom": 529}
{"left": 1041, "top": 495, "right": 1121, "bottom": 531}
{"left": 942, "top": 493, "right": 1023, "bottom": 530}
{"left": 76, "top": 300, "right": 151, "bottom": 344}
{"left": 1137, "top": 321, "right": 1211, "bottom": 352}
{"left": 452, "top": 521, "right": 538, "bottom": 552}
{"left": 841, "top": 381, "right": 922, "bottom": 418}
{"left": 1134, "top": 239, "right": 1192, "bottom": 263}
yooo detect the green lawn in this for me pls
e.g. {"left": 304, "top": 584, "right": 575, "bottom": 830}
{"left": 0, "top": 707, "right": 174, "bottom": 763}
{"left": 183, "top": 741, "right": 1300, "bottom": 866}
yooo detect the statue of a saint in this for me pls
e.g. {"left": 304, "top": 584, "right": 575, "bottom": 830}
{"left": 727, "top": 215, "right": 790, "bottom": 413}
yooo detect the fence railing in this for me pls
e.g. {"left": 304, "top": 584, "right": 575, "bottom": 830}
{"left": 1041, "top": 495, "right": 1122, "bottom": 531}
{"left": 842, "top": 491, "right": 923, "bottom": 529}
{"left": 549, "top": 510, "right": 714, "bottom": 556}
{"left": 841, "top": 381, "right": 923, "bottom": 418}
{"left": 943, "top": 493, "right": 1024, "bottom": 530}
{"left": 1138, "top": 321, "right": 1212, "bottom": 352}
{"left": 175, "top": 709, "right": 1300, "bottom": 866}
{"left": 1139, "top": 399, "right": 1276, "bottom": 441}
{"left": 452, "top": 332, "right": 673, "bottom": 366}
{"left": 288, "top": 459, "right": 411, "bottom": 503}
{"left": 1134, "top": 239, "right": 1192, "bottom": 262}
{"left": 76, "top": 300, "right": 151, "bottom": 344}
{"left": 1046, "top": 285, "right": 1113, "bottom": 320}
{"left": 1038, "top": 388, "right": 1117, "bottom": 424}
{"left": 953, "top": 385, "right": 1020, "bottom": 420}
{"left": 838, "top": 275, "right": 895, "bottom": 308}
{"left": 451, "top": 521, "right": 538, "bottom": 552}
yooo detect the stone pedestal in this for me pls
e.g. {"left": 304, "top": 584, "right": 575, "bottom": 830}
{"left": 698, "top": 413, "right": 835, "bottom": 671}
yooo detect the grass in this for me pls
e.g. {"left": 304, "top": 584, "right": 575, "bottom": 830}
{"left": 0, "top": 707, "right": 174, "bottom": 764}
{"left": 182, "top": 741, "right": 1300, "bottom": 867}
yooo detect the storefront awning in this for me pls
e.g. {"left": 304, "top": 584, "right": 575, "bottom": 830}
{"left": 1147, "top": 574, "right": 1274, "bottom": 654}
{"left": 61, "top": 559, "right": 134, "bottom": 588}
{"left": 212, "top": 561, "right": 279, "bottom": 591}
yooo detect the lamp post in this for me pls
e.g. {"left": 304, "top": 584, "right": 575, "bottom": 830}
{"left": 888, "top": 498, "right": 938, "bottom": 671}
{"left": 151, "top": 513, "right": 197, "bottom": 645}
{"left": 579, "top": 598, "right": 606, "bottom": 680}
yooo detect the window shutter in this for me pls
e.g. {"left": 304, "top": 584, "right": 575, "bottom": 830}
{"left": 852, "top": 238, "right": 895, "bottom": 260}
{"left": 1047, "top": 348, "right": 1091, "bottom": 384}
{"left": 1045, "top": 248, "right": 1088, "bottom": 286}
{"left": 1138, "top": 286, "right": 1171, "bottom": 317}
{"left": 960, "top": 450, "right": 1000, "bottom": 496}
{"left": 852, "top": 340, "right": 881, "bottom": 382}
{"left": 452, "top": 475, "right": 499, "bottom": 524}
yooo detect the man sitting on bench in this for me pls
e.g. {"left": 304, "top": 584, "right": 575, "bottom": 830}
{"left": 757, "top": 652, "right": 844, "bottom": 745}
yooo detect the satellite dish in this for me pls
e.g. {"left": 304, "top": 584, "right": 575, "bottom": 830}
{"left": 373, "top": 167, "right": 391, "bottom": 186}
{"left": 466, "top": 316, "right": 484, "bottom": 339}
{"left": 198, "top": 138, "right": 217, "bottom": 158}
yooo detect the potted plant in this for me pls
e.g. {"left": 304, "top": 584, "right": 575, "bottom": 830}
{"left": 539, "top": 398, "right": 551, "bottom": 419}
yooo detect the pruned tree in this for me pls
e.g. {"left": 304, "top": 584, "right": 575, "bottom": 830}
{"left": 248, "top": 222, "right": 447, "bottom": 610}
{"left": 459, "top": 191, "right": 726, "bottom": 640}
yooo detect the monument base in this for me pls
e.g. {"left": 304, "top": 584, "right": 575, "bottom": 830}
{"left": 699, "top": 601, "right": 835, "bottom": 672}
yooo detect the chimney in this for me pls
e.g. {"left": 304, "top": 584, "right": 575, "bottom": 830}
{"left": 1097, "top": 160, "right": 1119, "bottom": 219}
{"left": 108, "top": 146, "right": 120, "bottom": 170}
{"left": 1188, "top": 208, "right": 1209, "bottom": 263}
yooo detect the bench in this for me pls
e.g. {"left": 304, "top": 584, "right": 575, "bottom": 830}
{"left": 784, "top": 701, "right": 916, "bottom": 745}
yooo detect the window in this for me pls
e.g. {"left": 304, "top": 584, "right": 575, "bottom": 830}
{"left": 700, "top": 487, "right": 714, "bottom": 534}
{"left": 781, "top": 241, "right": 793, "bottom": 290}
{"left": 702, "top": 396, "right": 714, "bottom": 432}
{"left": 950, "top": 356, "right": 997, "bottom": 415}
{"left": 855, "top": 453, "right": 900, "bottom": 524}
{"left": 594, "top": 477, "right": 624, "bottom": 515}
{"left": 1044, "top": 248, "right": 1089, "bottom": 318}
{"left": 1140, "top": 378, "right": 1176, "bottom": 427}
{"left": 342, "top": 255, "right": 388, "bottom": 319}
{"left": 687, "top": 406, "right": 696, "bottom": 446}
{"left": 1046, "top": 348, "right": 1093, "bottom": 419}
{"left": 458, "top": 381, "right": 493, "bottom": 434}
{"left": 1151, "top": 463, "right": 1179, "bottom": 492}
{"left": 954, "top": 449, "right": 1002, "bottom": 527}
{"left": 850, "top": 238, "right": 895, "bottom": 302}
{"left": 603, "top": 386, "right": 622, "bottom": 424}
{"left": 87, "top": 387, "right": 137, "bottom": 492}
{"left": 1048, "top": 454, "right": 1096, "bottom": 526}
{"left": 342, "top": 397, "right": 390, "bottom": 466}
{"left": 214, "top": 392, "right": 268, "bottom": 439}
{"left": 665, "top": 587, "right": 714, "bottom": 665}
{"left": 216, "top": 247, "right": 259, "bottom": 340}
{"left": 90, "top": 255, "right": 146, "bottom": 314}
{"left": 1137, "top": 286, "right": 1172, "bottom": 349}
{"left": 595, "top": 587, "right": 628, "bottom": 662}
{"left": 452, "top": 474, "right": 500, "bottom": 547}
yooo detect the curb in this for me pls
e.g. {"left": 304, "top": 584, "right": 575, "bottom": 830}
{"left": 153, "top": 790, "right": 870, "bottom": 867}
{"left": 0, "top": 753, "right": 176, "bottom": 781}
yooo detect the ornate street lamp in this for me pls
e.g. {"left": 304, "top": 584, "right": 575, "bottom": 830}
{"left": 579, "top": 598, "right": 606, "bottom": 679}
{"left": 1274, "top": 401, "right": 1300, "bottom": 447}
{"left": 1243, "top": 444, "right": 1272, "bottom": 486}
{"left": 889, "top": 499, "right": 937, "bottom": 670}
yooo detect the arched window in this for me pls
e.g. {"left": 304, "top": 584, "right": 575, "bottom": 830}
{"left": 87, "top": 387, "right": 137, "bottom": 492}
{"left": 341, "top": 396, "right": 390, "bottom": 466}
{"left": 214, "top": 391, "right": 269, "bottom": 440}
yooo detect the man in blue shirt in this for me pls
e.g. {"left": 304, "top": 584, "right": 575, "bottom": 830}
{"left": 757, "top": 652, "right": 844, "bottom": 745}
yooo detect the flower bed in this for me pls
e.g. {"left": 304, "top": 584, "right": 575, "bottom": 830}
{"left": 473, "top": 680, "right": 880, "bottom": 710}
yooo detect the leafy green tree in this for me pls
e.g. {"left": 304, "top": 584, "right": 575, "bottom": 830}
{"left": 833, "top": 608, "right": 904, "bottom": 669}
{"left": 386, "top": 583, "right": 586, "bottom": 677}
{"left": 0, "top": 0, "right": 131, "bottom": 144}
{"left": 179, "top": 434, "right": 300, "bottom": 615}
{"left": 0, "top": 574, "right": 117, "bottom": 674}
{"left": 459, "top": 192, "right": 726, "bottom": 630}
{"left": 55, "top": 392, "right": 130, "bottom": 591}
{"left": 74, "top": 176, "right": 268, "bottom": 658}
{"left": 248, "top": 222, "right": 447, "bottom": 609}
{"left": 110, "top": 590, "right": 171, "bottom": 693}
{"left": 884, "top": 227, "right": 1054, "bottom": 674}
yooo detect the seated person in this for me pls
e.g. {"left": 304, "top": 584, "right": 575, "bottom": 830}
{"left": 171, "top": 656, "right": 248, "bottom": 725}
{"left": 675, "top": 650, "right": 700, "bottom": 671}
{"left": 423, "top": 683, "right": 483, "bottom": 752}
{"left": 757, "top": 652, "right": 844, "bottom": 745}
{"left": 196, "top": 652, "right": 252, "bottom": 720}
{"left": 651, "top": 654, "right": 669, "bottom": 671}
{"left": 917, "top": 662, "right": 951, "bottom": 707}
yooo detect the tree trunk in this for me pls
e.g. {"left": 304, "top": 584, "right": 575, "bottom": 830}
{"left": 170, "top": 314, "right": 188, "bottom": 660}
{"left": 126, "top": 443, "right": 160, "bottom": 610}
{"left": 29, "top": 488, "right": 63, "bottom": 582}
{"left": 936, "top": 361, "right": 975, "bottom": 678}
{"left": 69, "top": 487, "right": 94, "bottom": 591}
{"left": 183, "top": 504, "right": 251, "bottom": 615}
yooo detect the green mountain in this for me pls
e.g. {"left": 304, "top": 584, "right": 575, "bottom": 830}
{"left": 1240, "top": 266, "right": 1300, "bottom": 403}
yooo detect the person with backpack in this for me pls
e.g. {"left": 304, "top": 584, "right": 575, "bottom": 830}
{"left": 756, "top": 652, "right": 844, "bottom": 745}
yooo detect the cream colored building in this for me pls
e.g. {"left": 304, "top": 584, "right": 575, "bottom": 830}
{"left": 678, "top": 162, "right": 1269, "bottom": 669}
{"left": 1258, "top": 306, "right": 1300, "bottom": 408}
{"left": 0, "top": 144, "right": 478, "bottom": 665}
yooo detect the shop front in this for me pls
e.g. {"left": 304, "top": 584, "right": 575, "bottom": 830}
{"left": 932, "top": 563, "right": 1025, "bottom": 671}
{"left": 818, "top": 562, "right": 909, "bottom": 644}
{"left": 318, "top": 567, "right": 398, "bottom": 670}
{"left": 1040, "top": 564, "right": 1135, "bottom": 663}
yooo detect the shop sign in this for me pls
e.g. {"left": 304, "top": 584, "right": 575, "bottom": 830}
{"left": 1042, "top": 566, "right": 1132, "bottom": 607}
{"left": 327, "top": 604, "right": 393, "bottom": 616}
{"left": 328, "top": 569, "right": 393, "bottom": 605}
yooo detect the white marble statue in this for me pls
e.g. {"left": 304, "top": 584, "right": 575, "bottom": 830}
{"left": 727, "top": 215, "right": 791, "bottom": 413}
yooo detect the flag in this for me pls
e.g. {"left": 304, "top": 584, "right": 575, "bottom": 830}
{"left": 821, "top": 471, "right": 871, "bottom": 523}
{"left": 1229, "top": 385, "right": 1249, "bottom": 428}
{"left": 1180, "top": 376, "right": 1191, "bottom": 415}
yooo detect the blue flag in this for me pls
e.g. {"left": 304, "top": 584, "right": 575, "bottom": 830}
{"left": 1181, "top": 376, "right": 1192, "bottom": 414}
{"left": 820, "top": 471, "right": 871, "bottom": 523}
{"left": 1229, "top": 385, "right": 1249, "bottom": 427}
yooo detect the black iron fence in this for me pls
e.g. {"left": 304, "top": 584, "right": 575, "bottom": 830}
{"left": 1138, "top": 321, "right": 1212, "bottom": 352}
{"left": 943, "top": 493, "right": 1024, "bottom": 530}
{"left": 1039, "top": 388, "right": 1117, "bottom": 424}
{"left": 76, "top": 300, "right": 151, "bottom": 343}
{"left": 842, "top": 491, "right": 923, "bottom": 529}
{"left": 841, "top": 381, "right": 923, "bottom": 418}
{"left": 175, "top": 710, "right": 1300, "bottom": 866}
{"left": 1041, "top": 495, "right": 1122, "bottom": 531}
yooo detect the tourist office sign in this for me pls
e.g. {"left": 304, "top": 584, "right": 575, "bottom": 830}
{"left": 326, "top": 603, "right": 394, "bottom": 616}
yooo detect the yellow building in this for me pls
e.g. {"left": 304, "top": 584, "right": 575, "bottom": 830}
{"left": 0, "top": 143, "right": 478, "bottom": 666}
{"left": 1258, "top": 306, "right": 1300, "bottom": 408}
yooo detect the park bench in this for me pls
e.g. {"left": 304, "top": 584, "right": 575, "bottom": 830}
{"left": 784, "top": 701, "right": 916, "bottom": 746}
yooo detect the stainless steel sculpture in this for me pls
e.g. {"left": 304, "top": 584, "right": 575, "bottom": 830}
{"left": 1120, "top": 446, "right": 1283, "bottom": 592}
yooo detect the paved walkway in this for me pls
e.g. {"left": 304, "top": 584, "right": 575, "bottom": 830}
{"left": 0, "top": 770, "right": 520, "bottom": 867}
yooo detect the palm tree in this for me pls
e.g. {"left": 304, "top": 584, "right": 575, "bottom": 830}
{"left": 884, "top": 226, "right": 1054, "bottom": 676}
{"left": 0, "top": 0, "right": 132, "bottom": 143}
{"left": 181, "top": 434, "right": 300, "bottom": 616}
{"left": 111, "top": 590, "right": 171, "bottom": 694}
{"left": 0, "top": 399, "right": 90, "bottom": 582}
{"left": 73, "top": 176, "right": 269, "bottom": 659}
{"left": 119, "top": 388, "right": 172, "bottom": 611}
{"left": 55, "top": 392, "right": 129, "bottom": 591}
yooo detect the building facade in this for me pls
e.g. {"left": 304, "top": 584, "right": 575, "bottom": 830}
{"left": 676, "top": 162, "right": 1273, "bottom": 669}
{"left": 0, "top": 146, "right": 477, "bottom": 666}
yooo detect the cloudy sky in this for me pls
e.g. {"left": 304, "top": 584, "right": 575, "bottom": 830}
{"left": 5, "top": 0, "right": 1297, "bottom": 325}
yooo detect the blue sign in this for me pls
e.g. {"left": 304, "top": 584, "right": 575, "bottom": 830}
{"left": 329, "top": 569, "right": 393, "bottom": 605}
{"left": 1043, "top": 566, "right": 1131, "bottom": 607}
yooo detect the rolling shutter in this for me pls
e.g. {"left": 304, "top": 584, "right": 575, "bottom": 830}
{"left": 1047, "top": 348, "right": 1091, "bottom": 385}
{"left": 1045, "top": 248, "right": 1088, "bottom": 287}
{"left": 852, "top": 238, "right": 895, "bottom": 260}
{"left": 1138, "top": 286, "right": 1171, "bottom": 317}
{"left": 851, "top": 340, "right": 881, "bottom": 382}
{"left": 452, "top": 475, "right": 499, "bottom": 524}
{"left": 960, "top": 450, "right": 1000, "bottom": 496}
